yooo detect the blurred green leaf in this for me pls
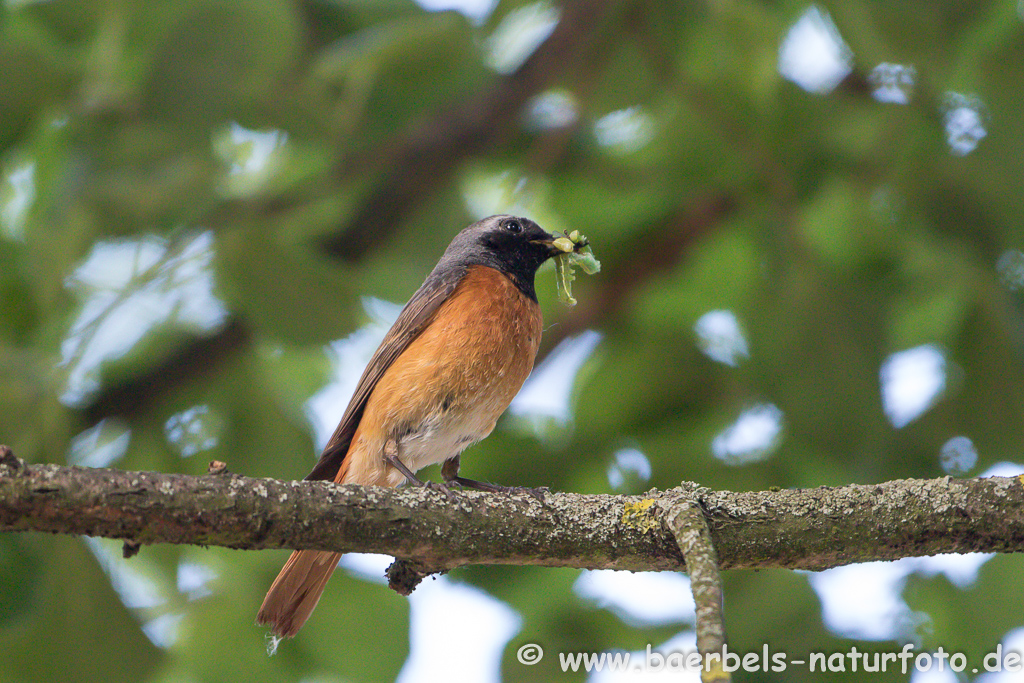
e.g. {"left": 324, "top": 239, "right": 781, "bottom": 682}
{"left": 0, "top": 536, "right": 162, "bottom": 683}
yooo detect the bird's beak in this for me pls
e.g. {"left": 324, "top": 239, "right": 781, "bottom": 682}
{"left": 532, "top": 233, "right": 581, "bottom": 258}
{"left": 533, "top": 237, "right": 561, "bottom": 256}
{"left": 532, "top": 232, "right": 589, "bottom": 259}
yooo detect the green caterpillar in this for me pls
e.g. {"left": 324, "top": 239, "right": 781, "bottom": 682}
{"left": 552, "top": 230, "right": 601, "bottom": 306}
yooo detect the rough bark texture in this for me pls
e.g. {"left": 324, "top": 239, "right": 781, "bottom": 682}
{"left": 666, "top": 496, "right": 729, "bottom": 683}
{"left": 2, "top": 451, "right": 1023, "bottom": 573}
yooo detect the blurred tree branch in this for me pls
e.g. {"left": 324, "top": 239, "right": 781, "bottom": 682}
{"left": 2, "top": 447, "right": 1022, "bottom": 576}
{"left": 81, "top": 318, "right": 251, "bottom": 424}
{"left": 323, "top": 0, "right": 622, "bottom": 260}
{"left": 549, "top": 193, "right": 737, "bottom": 346}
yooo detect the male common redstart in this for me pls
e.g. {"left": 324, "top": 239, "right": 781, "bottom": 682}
{"left": 258, "top": 215, "right": 565, "bottom": 638}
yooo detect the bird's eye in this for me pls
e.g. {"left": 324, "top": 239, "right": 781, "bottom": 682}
{"left": 504, "top": 220, "right": 523, "bottom": 233}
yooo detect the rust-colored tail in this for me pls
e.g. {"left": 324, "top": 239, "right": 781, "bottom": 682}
{"left": 256, "top": 549, "right": 342, "bottom": 638}
{"left": 258, "top": 448, "right": 358, "bottom": 638}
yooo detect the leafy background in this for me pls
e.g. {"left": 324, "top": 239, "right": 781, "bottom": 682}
{"left": 2, "top": 0, "right": 1024, "bottom": 681}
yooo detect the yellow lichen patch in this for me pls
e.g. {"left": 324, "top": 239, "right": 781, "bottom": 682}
{"left": 703, "top": 659, "right": 730, "bottom": 682}
{"left": 621, "top": 498, "right": 659, "bottom": 534}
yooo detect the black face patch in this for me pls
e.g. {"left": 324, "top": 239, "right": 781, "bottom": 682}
{"left": 474, "top": 226, "right": 553, "bottom": 302}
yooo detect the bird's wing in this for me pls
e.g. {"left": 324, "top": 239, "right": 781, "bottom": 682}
{"left": 303, "top": 269, "right": 463, "bottom": 482}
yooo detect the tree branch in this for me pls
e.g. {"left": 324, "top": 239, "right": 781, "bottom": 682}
{"left": 545, "top": 193, "right": 738, "bottom": 349}
{"left": 323, "top": 0, "right": 622, "bottom": 260}
{"left": 665, "top": 492, "right": 729, "bottom": 683}
{"left": 2, "top": 448, "right": 1023, "bottom": 575}
{"left": 81, "top": 318, "right": 251, "bottom": 423}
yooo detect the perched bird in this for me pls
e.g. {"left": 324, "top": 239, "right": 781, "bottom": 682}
{"left": 257, "top": 215, "right": 565, "bottom": 638}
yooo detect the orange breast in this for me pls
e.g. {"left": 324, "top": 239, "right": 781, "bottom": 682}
{"left": 341, "top": 265, "right": 543, "bottom": 487}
